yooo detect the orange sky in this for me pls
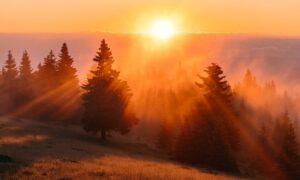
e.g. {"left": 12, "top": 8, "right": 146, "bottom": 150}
{"left": 0, "top": 0, "right": 300, "bottom": 36}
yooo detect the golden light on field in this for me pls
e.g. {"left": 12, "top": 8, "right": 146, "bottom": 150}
{"left": 148, "top": 19, "right": 176, "bottom": 40}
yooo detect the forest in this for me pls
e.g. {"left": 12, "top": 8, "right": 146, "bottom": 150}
{"left": 0, "top": 39, "right": 299, "bottom": 179}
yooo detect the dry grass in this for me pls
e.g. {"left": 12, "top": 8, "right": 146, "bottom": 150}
{"left": 4, "top": 156, "right": 242, "bottom": 180}
{"left": 0, "top": 117, "right": 244, "bottom": 180}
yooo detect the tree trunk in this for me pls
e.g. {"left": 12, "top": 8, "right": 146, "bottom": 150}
{"left": 101, "top": 129, "right": 106, "bottom": 141}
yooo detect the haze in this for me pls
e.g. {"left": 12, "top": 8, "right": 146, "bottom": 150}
{"left": 1, "top": 0, "right": 300, "bottom": 36}
{"left": 0, "top": 1, "right": 300, "bottom": 179}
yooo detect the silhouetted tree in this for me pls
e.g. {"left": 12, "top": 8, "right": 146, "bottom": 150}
{"left": 19, "top": 50, "right": 33, "bottom": 81}
{"left": 37, "top": 50, "right": 58, "bottom": 92}
{"left": 57, "top": 43, "right": 78, "bottom": 86}
{"left": 16, "top": 50, "right": 34, "bottom": 108}
{"left": 82, "top": 39, "right": 137, "bottom": 141}
{"left": 264, "top": 81, "right": 276, "bottom": 96}
{"left": 2, "top": 51, "right": 19, "bottom": 111}
{"left": 3, "top": 50, "right": 18, "bottom": 85}
{"left": 277, "top": 113, "right": 300, "bottom": 178}
{"left": 55, "top": 43, "right": 81, "bottom": 122}
{"left": 194, "top": 63, "right": 239, "bottom": 172}
{"left": 243, "top": 69, "right": 257, "bottom": 88}
{"left": 31, "top": 50, "right": 59, "bottom": 120}
{"left": 175, "top": 63, "right": 240, "bottom": 172}
{"left": 272, "top": 111, "right": 290, "bottom": 150}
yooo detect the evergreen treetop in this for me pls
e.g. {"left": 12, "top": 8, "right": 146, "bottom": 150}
{"left": 82, "top": 39, "right": 136, "bottom": 140}
{"left": 19, "top": 50, "right": 33, "bottom": 80}
{"left": 57, "top": 43, "right": 77, "bottom": 82}
{"left": 3, "top": 50, "right": 18, "bottom": 81}
{"left": 196, "top": 63, "right": 232, "bottom": 105}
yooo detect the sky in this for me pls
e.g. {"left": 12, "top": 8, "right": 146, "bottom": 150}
{"left": 0, "top": 0, "right": 300, "bottom": 36}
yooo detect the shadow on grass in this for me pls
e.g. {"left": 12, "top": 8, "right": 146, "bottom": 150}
{"left": 0, "top": 117, "right": 244, "bottom": 179}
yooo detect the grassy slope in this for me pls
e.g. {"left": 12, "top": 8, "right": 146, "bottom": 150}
{"left": 0, "top": 117, "right": 243, "bottom": 180}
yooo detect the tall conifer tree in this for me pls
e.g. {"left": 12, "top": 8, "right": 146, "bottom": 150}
{"left": 277, "top": 112, "right": 300, "bottom": 178}
{"left": 19, "top": 50, "right": 33, "bottom": 81}
{"left": 82, "top": 39, "right": 137, "bottom": 140}
{"left": 39, "top": 50, "right": 58, "bottom": 91}
{"left": 57, "top": 43, "right": 78, "bottom": 85}
{"left": 16, "top": 50, "right": 34, "bottom": 108}
{"left": 3, "top": 50, "right": 18, "bottom": 83}
{"left": 195, "top": 63, "right": 239, "bottom": 172}
{"left": 55, "top": 43, "right": 80, "bottom": 122}
{"left": 1, "top": 50, "right": 19, "bottom": 111}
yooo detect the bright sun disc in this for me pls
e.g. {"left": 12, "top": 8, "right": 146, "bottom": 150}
{"left": 149, "top": 19, "right": 175, "bottom": 40}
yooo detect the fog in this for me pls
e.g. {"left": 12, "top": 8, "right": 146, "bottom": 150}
{"left": 1, "top": 33, "right": 300, "bottom": 138}
{"left": 2, "top": 33, "right": 300, "bottom": 88}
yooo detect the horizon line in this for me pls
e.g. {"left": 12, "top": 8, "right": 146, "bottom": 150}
{"left": 0, "top": 31, "right": 299, "bottom": 39}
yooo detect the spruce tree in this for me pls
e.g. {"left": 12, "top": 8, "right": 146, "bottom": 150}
{"left": 32, "top": 50, "right": 58, "bottom": 120}
{"left": 1, "top": 51, "right": 19, "bottom": 112}
{"left": 280, "top": 118, "right": 300, "bottom": 178}
{"left": 39, "top": 50, "right": 58, "bottom": 91}
{"left": 55, "top": 43, "right": 80, "bottom": 122}
{"left": 3, "top": 50, "right": 18, "bottom": 84}
{"left": 19, "top": 50, "right": 33, "bottom": 81}
{"left": 43, "top": 50, "right": 57, "bottom": 78}
{"left": 243, "top": 69, "right": 257, "bottom": 88}
{"left": 57, "top": 43, "right": 78, "bottom": 85}
{"left": 16, "top": 50, "right": 34, "bottom": 108}
{"left": 194, "top": 63, "right": 239, "bottom": 172}
{"left": 82, "top": 39, "right": 137, "bottom": 141}
{"left": 283, "top": 122, "right": 300, "bottom": 160}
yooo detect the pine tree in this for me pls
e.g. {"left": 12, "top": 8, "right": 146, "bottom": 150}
{"left": 264, "top": 80, "right": 276, "bottom": 95}
{"left": 3, "top": 50, "right": 18, "bottom": 84}
{"left": 57, "top": 43, "right": 78, "bottom": 85}
{"left": 55, "top": 43, "right": 81, "bottom": 122}
{"left": 19, "top": 50, "right": 33, "bottom": 81}
{"left": 272, "top": 111, "right": 290, "bottom": 149}
{"left": 194, "top": 63, "right": 239, "bottom": 172}
{"left": 242, "top": 69, "right": 261, "bottom": 105}
{"left": 197, "top": 64, "right": 231, "bottom": 99}
{"left": 38, "top": 50, "right": 58, "bottom": 91}
{"left": 43, "top": 50, "right": 57, "bottom": 78}
{"left": 1, "top": 51, "right": 19, "bottom": 112}
{"left": 280, "top": 118, "right": 300, "bottom": 178}
{"left": 81, "top": 39, "right": 137, "bottom": 141}
{"left": 244, "top": 69, "right": 257, "bottom": 88}
{"left": 31, "top": 50, "right": 59, "bottom": 120}
{"left": 16, "top": 50, "right": 34, "bottom": 108}
{"left": 283, "top": 122, "right": 300, "bottom": 159}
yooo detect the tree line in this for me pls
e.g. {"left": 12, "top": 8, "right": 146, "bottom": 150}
{"left": 0, "top": 43, "right": 80, "bottom": 121}
{"left": 158, "top": 63, "right": 300, "bottom": 179}
{"left": 0, "top": 40, "right": 137, "bottom": 140}
{"left": 0, "top": 39, "right": 298, "bottom": 179}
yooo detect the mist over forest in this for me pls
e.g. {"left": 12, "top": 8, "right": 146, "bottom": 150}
{"left": 2, "top": 33, "right": 300, "bottom": 130}
{"left": 1, "top": 33, "right": 300, "bottom": 89}
{"left": 1, "top": 33, "right": 300, "bottom": 179}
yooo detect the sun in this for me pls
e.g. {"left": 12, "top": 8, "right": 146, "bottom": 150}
{"left": 149, "top": 19, "right": 176, "bottom": 40}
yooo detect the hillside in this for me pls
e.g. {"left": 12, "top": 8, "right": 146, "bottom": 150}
{"left": 0, "top": 117, "right": 244, "bottom": 180}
